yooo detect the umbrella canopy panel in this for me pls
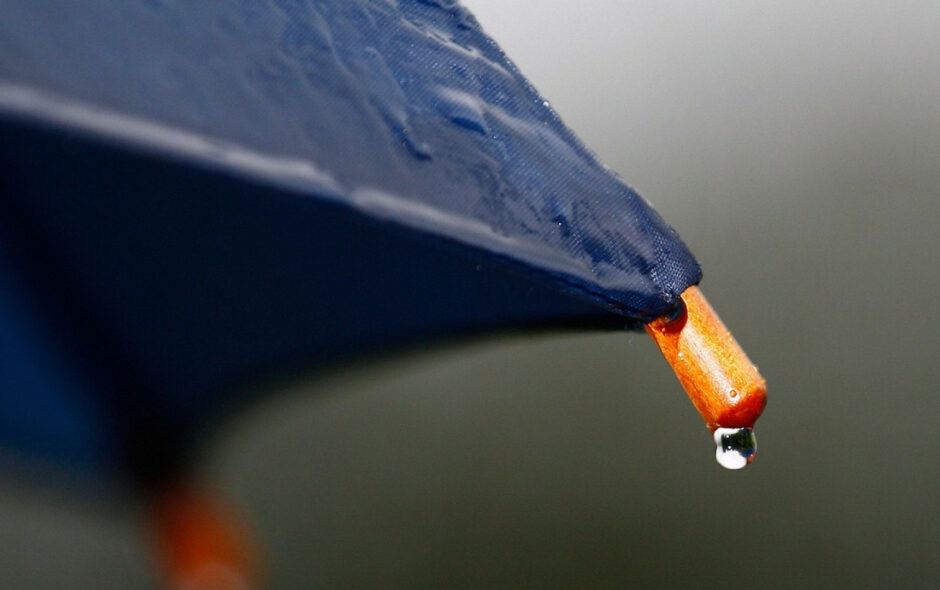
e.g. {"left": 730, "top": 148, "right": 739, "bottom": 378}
{"left": 0, "top": 0, "right": 701, "bottom": 478}
{"left": 0, "top": 0, "right": 700, "bottom": 314}
{"left": 0, "top": 118, "right": 634, "bottom": 478}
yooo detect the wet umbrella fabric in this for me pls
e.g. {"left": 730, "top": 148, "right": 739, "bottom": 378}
{"left": 0, "top": 1, "right": 701, "bottom": 481}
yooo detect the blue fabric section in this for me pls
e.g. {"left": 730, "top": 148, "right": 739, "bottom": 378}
{"left": 0, "top": 0, "right": 701, "bottom": 475}
{"left": 0, "top": 0, "right": 700, "bottom": 315}
{"left": 0, "top": 119, "right": 630, "bottom": 476}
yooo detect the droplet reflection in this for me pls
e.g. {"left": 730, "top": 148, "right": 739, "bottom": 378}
{"left": 713, "top": 427, "right": 757, "bottom": 470}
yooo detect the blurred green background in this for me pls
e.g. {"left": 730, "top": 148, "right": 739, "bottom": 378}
{"left": 2, "top": 1, "right": 939, "bottom": 587}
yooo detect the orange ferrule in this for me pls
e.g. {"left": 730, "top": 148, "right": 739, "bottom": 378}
{"left": 645, "top": 286, "right": 767, "bottom": 430}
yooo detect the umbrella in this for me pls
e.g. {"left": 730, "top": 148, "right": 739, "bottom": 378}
{"left": 0, "top": 1, "right": 764, "bottom": 587}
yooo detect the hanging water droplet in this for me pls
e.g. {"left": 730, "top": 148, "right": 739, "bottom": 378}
{"left": 713, "top": 427, "right": 756, "bottom": 470}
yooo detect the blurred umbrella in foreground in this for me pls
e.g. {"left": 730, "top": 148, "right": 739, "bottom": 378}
{"left": 0, "top": 0, "right": 763, "bottom": 587}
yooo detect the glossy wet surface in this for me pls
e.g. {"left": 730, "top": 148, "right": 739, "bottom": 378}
{"left": 0, "top": 1, "right": 699, "bottom": 317}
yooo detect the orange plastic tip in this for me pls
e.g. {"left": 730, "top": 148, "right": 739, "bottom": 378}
{"left": 645, "top": 286, "right": 766, "bottom": 430}
{"left": 151, "top": 485, "right": 260, "bottom": 590}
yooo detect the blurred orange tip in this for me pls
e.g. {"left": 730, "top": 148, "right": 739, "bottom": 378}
{"left": 151, "top": 486, "right": 260, "bottom": 590}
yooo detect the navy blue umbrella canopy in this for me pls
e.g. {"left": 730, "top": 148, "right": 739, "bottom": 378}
{"left": 0, "top": 1, "right": 701, "bottom": 482}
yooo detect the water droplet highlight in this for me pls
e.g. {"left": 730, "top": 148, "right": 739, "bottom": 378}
{"left": 713, "top": 427, "right": 756, "bottom": 470}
